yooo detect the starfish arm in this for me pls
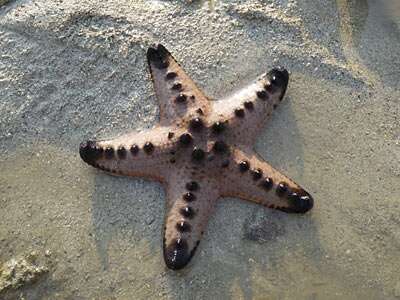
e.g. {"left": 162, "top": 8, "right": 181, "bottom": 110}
{"left": 219, "top": 148, "right": 314, "bottom": 213}
{"left": 163, "top": 171, "right": 219, "bottom": 270}
{"left": 147, "top": 44, "right": 211, "bottom": 125}
{"left": 79, "top": 126, "right": 182, "bottom": 181}
{"left": 210, "top": 68, "right": 289, "bottom": 145}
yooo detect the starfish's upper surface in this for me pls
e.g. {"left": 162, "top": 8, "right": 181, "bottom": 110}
{"left": 79, "top": 44, "right": 314, "bottom": 270}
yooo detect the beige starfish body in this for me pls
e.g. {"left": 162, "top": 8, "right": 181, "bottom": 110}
{"left": 79, "top": 44, "right": 314, "bottom": 270}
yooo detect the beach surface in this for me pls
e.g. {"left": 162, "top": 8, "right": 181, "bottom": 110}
{"left": 0, "top": 0, "right": 399, "bottom": 299}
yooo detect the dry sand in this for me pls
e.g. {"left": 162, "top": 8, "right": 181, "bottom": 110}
{"left": 0, "top": 0, "right": 399, "bottom": 299}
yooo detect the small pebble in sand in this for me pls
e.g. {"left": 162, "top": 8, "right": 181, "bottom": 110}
{"left": 0, "top": 254, "right": 48, "bottom": 293}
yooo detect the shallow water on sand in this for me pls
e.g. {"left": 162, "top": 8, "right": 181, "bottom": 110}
{"left": 0, "top": 0, "right": 399, "bottom": 299}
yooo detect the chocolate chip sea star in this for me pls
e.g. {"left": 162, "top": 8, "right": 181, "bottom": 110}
{"left": 79, "top": 44, "right": 314, "bottom": 270}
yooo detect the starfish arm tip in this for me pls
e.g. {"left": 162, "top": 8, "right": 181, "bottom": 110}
{"left": 147, "top": 43, "right": 170, "bottom": 69}
{"left": 163, "top": 239, "right": 194, "bottom": 270}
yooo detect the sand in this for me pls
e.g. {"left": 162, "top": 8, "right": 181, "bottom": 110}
{"left": 0, "top": 0, "right": 399, "bottom": 299}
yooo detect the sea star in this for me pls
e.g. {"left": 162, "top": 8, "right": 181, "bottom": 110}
{"left": 79, "top": 44, "right": 314, "bottom": 270}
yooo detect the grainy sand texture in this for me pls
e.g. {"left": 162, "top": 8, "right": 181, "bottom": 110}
{"left": 0, "top": 0, "right": 399, "bottom": 299}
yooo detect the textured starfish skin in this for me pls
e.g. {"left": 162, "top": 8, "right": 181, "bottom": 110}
{"left": 79, "top": 44, "right": 314, "bottom": 270}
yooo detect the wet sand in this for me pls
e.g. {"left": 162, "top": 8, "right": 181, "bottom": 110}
{"left": 0, "top": 0, "right": 399, "bottom": 299}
